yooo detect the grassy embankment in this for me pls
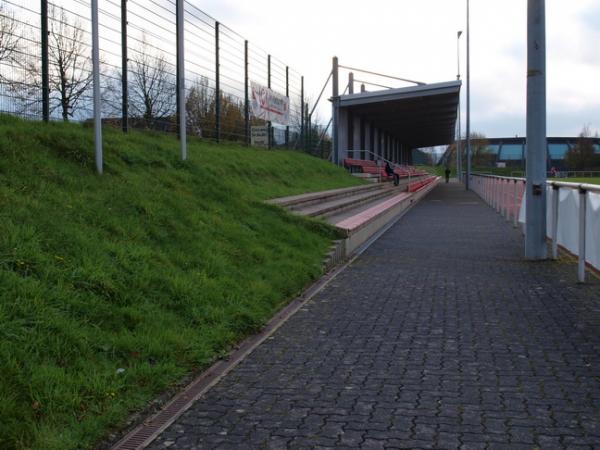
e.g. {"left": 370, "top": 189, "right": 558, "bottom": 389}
{"left": 0, "top": 114, "right": 363, "bottom": 449}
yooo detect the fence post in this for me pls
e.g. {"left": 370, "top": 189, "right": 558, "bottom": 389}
{"left": 176, "top": 0, "right": 186, "bottom": 160}
{"left": 121, "top": 0, "right": 128, "bottom": 132}
{"left": 332, "top": 57, "right": 339, "bottom": 165}
{"left": 551, "top": 184, "right": 559, "bottom": 259}
{"left": 504, "top": 179, "right": 510, "bottom": 219}
{"left": 267, "top": 54, "right": 271, "bottom": 149}
{"left": 500, "top": 179, "right": 505, "bottom": 217}
{"left": 306, "top": 104, "right": 311, "bottom": 153}
{"left": 300, "top": 75, "right": 305, "bottom": 152}
{"left": 41, "top": 0, "right": 49, "bottom": 122}
{"left": 215, "top": 21, "right": 220, "bottom": 143}
{"left": 513, "top": 179, "right": 519, "bottom": 228}
{"left": 578, "top": 187, "right": 587, "bottom": 282}
{"left": 499, "top": 179, "right": 504, "bottom": 213}
{"left": 244, "top": 40, "right": 249, "bottom": 146}
{"left": 285, "top": 66, "right": 289, "bottom": 148}
{"left": 91, "top": 0, "right": 102, "bottom": 174}
{"left": 494, "top": 178, "right": 499, "bottom": 211}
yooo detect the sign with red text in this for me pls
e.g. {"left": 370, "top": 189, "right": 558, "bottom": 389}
{"left": 250, "top": 81, "right": 289, "bottom": 125}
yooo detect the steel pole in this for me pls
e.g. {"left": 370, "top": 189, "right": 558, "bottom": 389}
{"left": 121, "top": 0, "right": 128, "bottom": 132}
{"left": 215, "top": 22, "right": 220, "bottom": 143}
{"left": 176, "top": 0, "right": 186, "bottom": 160}
{"left": 578, "top": 188, "right": 587, "bottom": 282}
{"left": 244, "top": 40, "right": 249, "bottom": 146}
{"left": 551, "top": 185, "right": 559, "bottom": 258}
{"left": 348, "top": 72, "right": 354, "bottom": 95}
{"left": 300, "top": 75, "right": 304, "bottom": 152}
{"left": 285, "top": 65, "right": 289, "bottom": 148}
{"left": 41, "top": 0, "right": 49, "bottom": 122}
{"left": 465, "top": 0, "right": 471, "bottom": 190}
{"left": 91, "top": 0, "right": 102, "bottom": 174}
{"left": 332, "top": 57, "right": 339, "bottom": 165}
{"left": 457, "top": 31, "right": 462, "bottom": 182}
{"left": 525, "top": 0, "right": 547, "bottom": 259}
{"left": 267, "top": 54, "right": 272, "bottom": 149}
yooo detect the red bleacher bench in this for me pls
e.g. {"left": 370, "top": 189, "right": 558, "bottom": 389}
{"left": 344, "top": 159, "right": 431, "bottom": 184}
{"left": 408, "top": 176, "right": 437, "bottom": 193}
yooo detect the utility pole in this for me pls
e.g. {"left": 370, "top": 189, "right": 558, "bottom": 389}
{"left": 525, "top": 0, "right": 547, "bottom": 259}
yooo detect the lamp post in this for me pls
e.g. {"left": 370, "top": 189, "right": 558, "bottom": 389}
{"left": 465, "top": 0, "right": 471, "bottom": 190}
{"left": 457, "top": 30, "right": 463, "bottom": 182}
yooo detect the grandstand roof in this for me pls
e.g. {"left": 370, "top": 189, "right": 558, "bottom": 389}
{"left": 340, "top": 80, "right": 461, "bottom": 148}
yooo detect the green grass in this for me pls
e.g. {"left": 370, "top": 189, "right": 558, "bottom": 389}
{"left": 0, "top": 115, "right": 363, "bottom": 450}
{"left": 415, "top": 165, "right": 447, "bottom": 177}
{"left": 562, "top": 177, "right": 600, "bottom": 185}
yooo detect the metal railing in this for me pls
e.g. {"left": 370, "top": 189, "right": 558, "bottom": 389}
{"left": 470, "top": 173, "right": 600, "bottom": 282}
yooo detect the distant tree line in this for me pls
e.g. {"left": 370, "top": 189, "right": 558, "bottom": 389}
{"left": 564, "top": 126, "right": 600, "bottom": 171}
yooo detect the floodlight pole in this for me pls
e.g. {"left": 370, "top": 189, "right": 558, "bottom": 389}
{"left": 465, "top": 0, "right": 471, "bottom": 190}
{"left": 91, "top": 0, "right": 103, "bottom": 174}
{"left": 525, "top": 0, "right": 547, "bottom": 259}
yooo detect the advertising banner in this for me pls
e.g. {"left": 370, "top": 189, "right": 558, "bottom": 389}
{"left": 250, "top": 81, "right": 290, "bottom": 126}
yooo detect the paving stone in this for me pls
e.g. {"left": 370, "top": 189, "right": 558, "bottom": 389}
{"left": 148, "top": 184, "right": 600, "bottom": 449}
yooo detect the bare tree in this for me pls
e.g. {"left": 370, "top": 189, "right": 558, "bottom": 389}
{"left": 186, "top": 76, "right": 214, "bottom": 137}
{"left": 470, "top": 132, "right": 492, "bottom": 166}
{"left": 13, "top": 5, "right": 94, "bottom": 120}
{"left": 129, "top": 37, "right": 176, "bottom": 129}
{"left": 0, "top": 4, "right": 21, "bottom": 68}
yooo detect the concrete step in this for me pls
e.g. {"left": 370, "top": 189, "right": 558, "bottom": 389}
{"left": 267, "top": 183, "right": 384, "bottom": 210}
{"left": 352, "top": 173, "right": 379, "bottom": 183}
{"left": 295, "top": 184, "right": 404, "bottom": 219}
{"left": 268, "top": 176, "right": 441, "bottom": 263}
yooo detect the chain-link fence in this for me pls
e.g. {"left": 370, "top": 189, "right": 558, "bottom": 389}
{"left": 0, "top": 0, "right": 308, "bottom": 148}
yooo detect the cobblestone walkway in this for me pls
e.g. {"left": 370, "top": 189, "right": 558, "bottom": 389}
{"left": 150, "top": 183, "right": 600, "bottom": 449}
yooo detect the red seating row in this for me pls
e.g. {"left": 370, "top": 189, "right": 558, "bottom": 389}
{"left": 408, "top": 176, "right": 437, "bottom": 193}
{"left": 343, "top": 158, "right": 428, "bottom": 180}
{"left": 344, "top": 158, "right": 377, "bottom": 168}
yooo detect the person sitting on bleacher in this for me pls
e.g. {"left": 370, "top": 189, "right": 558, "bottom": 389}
{"left": 385, "top": 162, "right": 400, "bottom": 187}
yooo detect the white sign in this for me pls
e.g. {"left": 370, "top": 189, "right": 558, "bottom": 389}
{"left": 251, "top": 126, "right": 268, "bottom": 148}
{"left": 250, "top": 81, "right": 290, "bottom": 126}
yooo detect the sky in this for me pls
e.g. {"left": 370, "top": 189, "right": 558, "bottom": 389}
{"left": 198, "top": 0, "right": 600, "bottom": 139}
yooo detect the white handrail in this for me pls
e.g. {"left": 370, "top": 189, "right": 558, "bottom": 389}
{"left": 470, "top": 173, "right": 598, "bottom": 282}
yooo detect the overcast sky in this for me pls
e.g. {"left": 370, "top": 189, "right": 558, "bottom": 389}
{"left": 199, "top": 0, "right": 599, "bottom": 139}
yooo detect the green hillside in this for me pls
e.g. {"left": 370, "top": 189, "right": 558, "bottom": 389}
{"left": 0, "top": 115, "right": 362, "bottom": 449}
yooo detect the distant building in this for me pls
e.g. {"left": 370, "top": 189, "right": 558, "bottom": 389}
{"left": 443, "top": 137, "right": 600, "bottom": 170}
